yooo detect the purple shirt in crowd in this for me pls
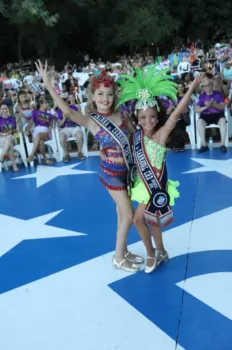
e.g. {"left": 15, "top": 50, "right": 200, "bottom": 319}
{"left": 0, "top": 116, "right": 16, "bottom": 132}
{"left": 160, "top": 96, "right": 177, "bottom": 110}
{"left": 196, "top": 91, "right": 224, "bottom": 114}
{"left": 120, "top": 100, "right": 136, "bottom": 115}
{"left": 56, "top": 105, "right": 79, "bottom": 128}
{"left": 31, "top": 110, "right": 52, "bottom": 127}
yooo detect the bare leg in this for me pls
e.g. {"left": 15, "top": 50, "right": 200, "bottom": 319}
{"left": 59, "top": 132, "right": 69, "bottom": 156}
{"left": 116, "top": 204, "right": 137, "bottom": 257}
{"left": 197, "top": 119, "right": 207, "bottom": 146}
{"left": 218, "top": 117, "right": 227, "bottom": 146}
{"left": 116, "top": 205, "right": 122, "bottom": 230}
{"left": 151, "top": 224, "right": 166, "bottom": 255}
{"left": 0, "top": 135, "right": 19, "bottom": 171}
{"left": 75, "top": 130, "right": 84, "bottom": 153}
{"left": 133, "top": 203, "right": 154, "bottom": 267}
{"left": 76, "top": 130, "right": 86, "bottom": 159}
{"left": 108, "top": 189, "right": 133, "bottom": 260}
{"left": 28, "top": 132, "right": 49, "bottom": 160}
{"left": 8, "top": 143, "right": 19, "bottom": 172}
{"left": 0, "top": 135, "right": 15, "bottom": 161}
{"left": 39, "top": 140, "right": 46, "bottom": 159}
{"left": 108, "top": 189, "right": 141, "bottom": 271}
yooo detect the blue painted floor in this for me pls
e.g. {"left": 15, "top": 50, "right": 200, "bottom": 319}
{"left": 0, "top": 149, "right": 232, "bottom": 350}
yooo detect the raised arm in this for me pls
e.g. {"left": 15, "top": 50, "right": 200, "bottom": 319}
{"left": 35, "top": 60, "right": 90, "bottom": 129}
{"left": 159, "top": 74, "right": 203, "bottom": 141}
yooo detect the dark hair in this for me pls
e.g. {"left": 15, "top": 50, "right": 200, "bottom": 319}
{"left": 36, "top": 100, "right": 46, "bottom": 110}
{"left": 177, "top": 81, "right": 187, "bottom": 94}
{"left": 182, "top": 72, "right": 193, "bottom": 81}
{"left": 18, "top": 90, "right": 27, "bottom": 104}
{"left": 156, "top": 98, "right": 168, "bottom": 131}
{"left": 204, "top": 72, "right": 213, "bottom": 79}
{"left": 68, "top": 92, "right": 78, "bottom": 104}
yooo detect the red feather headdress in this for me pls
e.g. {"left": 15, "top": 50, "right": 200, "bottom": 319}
{"left": 91, "top": 71, "right": 116, "bottom": 89}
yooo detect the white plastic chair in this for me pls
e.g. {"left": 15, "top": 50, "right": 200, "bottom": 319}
{"left": 23, "top": 75, "right": 34, "bottom": 86}
{"left": 54, "top": 125, "right": 88, "bottom": 161}
{"left": 195, "top": 106, "right": 229, "bottom": 149}
{"left": 186, "top": 105, "right": 196, "bottom": 149}
{"left": 227, "top": 91, "right": 232, "bottom": 138}
{"left": 227, "top": 107, "right": 232, "bottom": 138}
{"left": 3, "top": 79, "right": 22, "bottom": 90}
{"left": 23, "top": 122, "right": 58, "bottom": 166}
{"left": 60, "top": 73, "right": 68, "bottom": 83}
{"left": 177, "top": 62, "right": 191, "bottom": 77}
{"left": 54, "top": 103, "right": 88, "bottom": 161}
{"left": 14, "top": 131, "right": 28, "bottom": 168}
{"left": 0, "top": 131, "right": 27, "bottom": 172}
{"left": 80, "top": 102, "right": 87, "bottom": 115}
{"left": 72, "top": 72, "right": 89, "bottom": 87}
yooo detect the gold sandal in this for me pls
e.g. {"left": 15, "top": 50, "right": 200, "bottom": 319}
{"left": 12, "top": 165, "right": 19, "bottom": 172}
{"left": 44, "top": 158, "right": 54, "bottom": 165}
{"left": 26, "top": 155, "right": 34, "bottom": 162}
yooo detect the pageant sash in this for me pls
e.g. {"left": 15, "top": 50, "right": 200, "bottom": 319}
{"left": 90, "top": 113, "right": 133, "bottom": 169}
{"left": 133, "top": 129, "right": 173, "bottom": 228}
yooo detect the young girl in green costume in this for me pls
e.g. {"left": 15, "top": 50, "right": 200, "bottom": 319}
{"left": 117, "top": 66, "right": 202, "bottom": 274}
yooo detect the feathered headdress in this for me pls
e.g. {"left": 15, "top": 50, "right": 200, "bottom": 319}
{"left": 116, "top": 64, "right": 177, "bottom": 111}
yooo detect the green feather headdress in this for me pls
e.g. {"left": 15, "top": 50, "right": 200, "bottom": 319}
{"left": 116, "top": 64, "right": 177, "bottom": 111}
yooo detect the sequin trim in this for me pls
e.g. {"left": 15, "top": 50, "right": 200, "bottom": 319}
{"left": 105, "top": 151, "right": 123, "bottom": 158}
{"left": 100, "top": 177, "right": 127, "bottom": 191}
{"left": 144, "top": 136, "right": 166, "bottom": 170}
{"left": 103, "top": 159, "right": 125, "bottom": 166}
{"left": 100, "top": 163, "right": 127, "bottom": 176}
{"left": 95, "top": 120, "right": 128, "bottom": 152}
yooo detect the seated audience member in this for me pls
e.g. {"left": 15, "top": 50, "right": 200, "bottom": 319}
{"left": 55, "top": 93, "right": 86, "bottom": 162}
{"left": 195, "top": 76, "right": 227, "bottom": 153}
{"left": 25, "top": 101, "right": 54, "bottom": 164}
{"left": 0, "top": 103, "right": 19, "bottom": 172}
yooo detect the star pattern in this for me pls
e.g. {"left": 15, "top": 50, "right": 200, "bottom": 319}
{"left": 12, "top": 162, "right": 97, "bottom": 188}
{"left": 183, "top": 157, "right": 232, "bottom": 179}
{"left": 0, "top": 210, "right": 86, "bottom": 258}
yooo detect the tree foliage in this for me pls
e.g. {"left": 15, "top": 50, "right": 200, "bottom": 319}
{"left": 0, "top": 0, "right": 231, "bottom": 66}
{"left": 1, "top": 0, "right": 58, "bottom": 25}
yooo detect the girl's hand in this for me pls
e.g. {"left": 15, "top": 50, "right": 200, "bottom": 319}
{"left": 35, "top": 60, "right": 51, "bottom": 88}
{"left": 191, "top": 73, "right": 205, "bottom": 90}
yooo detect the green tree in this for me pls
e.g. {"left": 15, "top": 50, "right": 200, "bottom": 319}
{"left": 1, "top": 0, "right": 58, "bottom": 63}
{"left": 78, "top": 0, "right": 179, "bottom": 55}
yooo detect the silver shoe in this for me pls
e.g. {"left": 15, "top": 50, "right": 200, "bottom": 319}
{"left": 112, "top": 256, "right": 140, "bottom": 272}
{"left": 157, "top": 251, "right": 169, "bottom": 266}
{"left": 125, "top": 251, "right": 144, "bottom": 264}
{"left": 144, "top": 249, "right": 169, "bottom": 274}
{"left": 144, "top": 249, "right": 160, "bottom": 274}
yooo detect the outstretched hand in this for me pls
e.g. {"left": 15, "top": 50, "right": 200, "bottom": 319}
{"left": 34, "top": 60, "right": 51, "bottom": 87}
{"left": 191, "top": 73, "right": 205, "bottom": 90}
